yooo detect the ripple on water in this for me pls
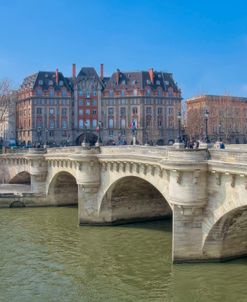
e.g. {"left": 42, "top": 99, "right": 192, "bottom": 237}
{"left": 0, "top": 208, "right": 247, "bottom": 302}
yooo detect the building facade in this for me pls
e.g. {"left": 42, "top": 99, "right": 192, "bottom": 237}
{"left": 70, "top": 65, "right": 104, "bottom": 145}
{"left": 15, "top": 65, "right": 182, "bottom": 147}
{"left": 101, "top": 68, "right": 182, "bottom": 145}
{"left": 186, "top": 95, "right": 247, "bottom": 143}
{"left": 17, "top": 70, "right": 72, "bottom": 146}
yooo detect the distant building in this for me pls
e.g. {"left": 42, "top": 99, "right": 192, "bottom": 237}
{"left": 17, "top": 70, "right": 72, "bottom": 146}
{"left": 186, "top": 95, "right": 247, "bottom": 143}
{"left": 101, "top": 68, "right": 182, "bottom": 145}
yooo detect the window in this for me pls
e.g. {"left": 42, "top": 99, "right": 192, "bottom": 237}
{"left": 49, "top": 89, "right": 54, "bottom": 97}
{"left": 49, "top": 130, "right": 54, "bottom": 137}
{"left": 59, "top": 80, "right": 63, "bottom": 86}
{"left": 109, "top": 90, "right": 113, "bottom": 97}
{"left": 62, "top": 130, "right": 67, "bottom": 137}
{"left": 92, "top": 119, "right": 97, "bottom": 128}
{"left": 146, "top": 107, "right": 151, "bottom": 114}
{"left": 79, "top": 119, "right": 84, "bottom": 128}
{"left": 62, "top": 108, "right": 67, "bottom": 116}
{"left": 49, "top": 108, "right": 55, "bottom": 115}
{"left": 108, "top": 107, "right": 114, "bottom": 115}
{"left": 108, "top": 118, "right": 114, "bottom": 128}
{"left": 158, "top": 119, "right": 162, "bottom": 127}
{"left": 61, "top": 89, "right": 67, "bottom": 97}
{"left": 168, "top": 107, "right": 173, "bottom": 115}
{"left": 157, "top": 107, "right": 162, "bottom": 115}
{"left": 120, "top": 119, "right": 126, "bottom": 128}
{"left": 50, "top": 99, "right": 54, "bottom": 106}
{"left": 79, "top": 109, "right": 83, "bottom": 115}
{"left": 86, "top": 90, "right": 90, "bottom": 98}
{"left": 49, "top": 80, "right": 53, "bottom": 86}
{"left": 158, "top": 90, "right": 162, "bottom": 97}
{"left": 109, "top": 130, "right": 114, "bottom": 136}
{"left": 146, "top": 89, "right": 151, "bottom": 96}
{"left": 120, "top": 107, "right": 126, "bottom": 116}
{"left": 38, "top": 80, "right": 43, "bottom": 85}
{"left": 79, "top": 100, "right": 83, "bottom": 106}
{"left": 86, "top": 119, "right": 90, "bottom": 128}
{"left": 86, "top": 100, "right": 90, "bottom": 106}
{"left": 92, "top": 99, "right": 97, "bottom": 106}
{"left": 132, "top": 107, "right": 138, "bottom": 115}
{"left": 36, "top": 89, "right": 42, "bottom": 96}
{"left": 36, "top": 107, "right": 42, "bottom": 115}
{"left": 62, "top": 119, "right": 67, "bottom": 129}
{"left": 86, "top": 109, "right": 90, "bottom": 115}
{"left": 121, "top": 90, "right": 125, "bottom": 96}
{"left": 49, "top": 119, "right": 55, "bottom": 129}
{"left": 93, "top": 90, "right": 97, "bottom": 96}
{"left": 79, "top": 90, "right": 83, "bottom": 96}
{"left": 93, "top": 109, "right": 97, "bottom": 115}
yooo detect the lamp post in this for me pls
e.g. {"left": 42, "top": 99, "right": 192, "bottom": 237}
{"left": 37, "top": 127, "right": 42, "bottom": 147}
{"left": 82, "top": 121, "right": 87, "bottom": 147}
{"left": 204, "top": 109, "right": 209, "bottom": 143}
{"left": 95, "top": 121, "right": 102, "bottom": 147}
{"left": 177, "top": 111, "right": 182, "bottom": 143}
{"left": 44, "top": 129, "right": 48, "bottom": 148}
{"left": 218, "top": 123, "right": 222, "bottom": 141}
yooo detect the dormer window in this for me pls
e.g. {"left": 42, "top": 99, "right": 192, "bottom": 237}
{"left": 146, "top": 89, "right": 151, "bottom": 96}
{"left": 38, "top": 80, "right": 43, "bottom": 85}
{"left": 59, "top": 80, "right": 63, "bottom": 86}
{"left": 45, "top": 74, "right": 48, "bottom": 78}
{"left": 146, "top": 80, "right": 151, "bottom": 85}
{"left": 121, "top": 90, "right": 125, "bottom": 97}
{"left": 156, "top": 80, "right": 160, "bottom": 85}
{"left": 49, "top": 80, "right": 53, "bottom": 86}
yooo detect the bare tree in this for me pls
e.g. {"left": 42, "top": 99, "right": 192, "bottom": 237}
{"left": 0, "top": 78, "right": 16, "bottom": 143}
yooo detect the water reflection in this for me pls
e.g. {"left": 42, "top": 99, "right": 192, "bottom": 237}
{"left": 0, "top": 207, "right": 247, "bottom": 302}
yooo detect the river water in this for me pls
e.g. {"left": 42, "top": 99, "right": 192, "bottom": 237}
{"left": 0, "top": 207, "right": 247, "bottom": 302}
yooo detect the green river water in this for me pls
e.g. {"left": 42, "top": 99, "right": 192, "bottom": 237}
{"left": 0, "top": 207, "right": 247, "bottom": 302}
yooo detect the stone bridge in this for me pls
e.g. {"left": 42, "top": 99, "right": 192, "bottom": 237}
{"left": 1, "top": 145, "right": 247, "bottom": 263}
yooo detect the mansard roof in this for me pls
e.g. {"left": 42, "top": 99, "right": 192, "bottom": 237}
{"left": 19, "top": 71, "right": 72, "bottom": 92}
{"left": 104, "top": 69, "right": 180, "bottom": 92}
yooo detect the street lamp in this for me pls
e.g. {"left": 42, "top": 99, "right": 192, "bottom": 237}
{"left": 44, "top": 129, "right": 48, "bottom": 148}
{"left": 218, "top": 123, "right": 222, "bottom": 141}
{"left": 82, "top": 121, "right": 87, "bottom": 146}
{"left": 204, "top": 109, "right": 209, "bottom": 143}
{"left": 37, "top": 127, "right": 42, "bottom": 147}
{"left": 95, "top": 121, "right": 102, "bottom": 147}
{"left": 177, "top": 111, "right": 182, "bottom": 143}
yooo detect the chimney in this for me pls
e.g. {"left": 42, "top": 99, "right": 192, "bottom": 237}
{"left": 100, "top": 63, "right": 104, "bottom": 79}
{"left": 72, "top": 63, "right": 76, "bottom": 78}
{"left": 148, "top": 68, "right": 154, "bottom": 84}
{"left": 56, "top": 68, "right": 59, "bottom": 85}
{"left": 116, "top": 68, "right": 120, "bottom": 85}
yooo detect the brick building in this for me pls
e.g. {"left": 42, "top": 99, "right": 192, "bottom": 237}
{"left": 70, "top": 64, "right": 104, "bottom": 145}
{"left": 186, "top": 95, "right": 247, "bottom": 143}
{"left": 101, "top": 68, "right": 182, "bottom": 145}
{"left": 17, "top": 70, "right": 72, "bottom": 146}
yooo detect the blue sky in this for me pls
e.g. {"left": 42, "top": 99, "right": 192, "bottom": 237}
{"left": 0, "top": 0, "right": 247, "bottom": 99}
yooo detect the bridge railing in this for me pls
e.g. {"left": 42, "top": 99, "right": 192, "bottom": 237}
{"left": 209, "top": 149, "right": 247, "bottom": 163}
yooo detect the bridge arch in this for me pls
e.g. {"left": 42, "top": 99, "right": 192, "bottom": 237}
{"left": 75, "top": 132, "right": 98, "bottom": 146}
{"left": 203, "top": 205, "right": 247, "bottom": 261}
{"left": 9, "top": 171, "right": 31, "bottom": 184}
{"left": 47, "top": 171, "right": 78, "bottom": 206}
{"left": 99, "top": 175, "right": 172, "bottom": 224}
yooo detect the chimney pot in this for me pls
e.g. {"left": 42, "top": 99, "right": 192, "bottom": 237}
{"left": 100, "top": 64, "right": 104, "bottom": 79}
{"left": 72, "top": 64, "right": 76, "bottom": 78}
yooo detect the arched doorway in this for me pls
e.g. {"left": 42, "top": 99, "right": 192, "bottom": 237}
{"left": 48, "top": 172, "right": 78, "bottom": 206}
{"left": 203, "top": 206, "right": 247, "bottom": 261}
{"left": 100, "top": 176, "right": 172, "bottom": 224}
{"left": 76, "top": 132, "right": 98, "bottom": 146}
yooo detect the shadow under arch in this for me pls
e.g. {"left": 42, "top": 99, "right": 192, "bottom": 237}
{"left": 99, "top": 176, "right": 172, "bottom": 225}
{"left": 48, "top": 171, "right": 78, "bottom": 206}
{"left": 75, "top": 132, "right": 98, "bottom": 146}
{"left": 203, "top": 205, "right": 247, "bottom": 261}
{"left": 9, "top": 171, "right": 31, "bottom": 184}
